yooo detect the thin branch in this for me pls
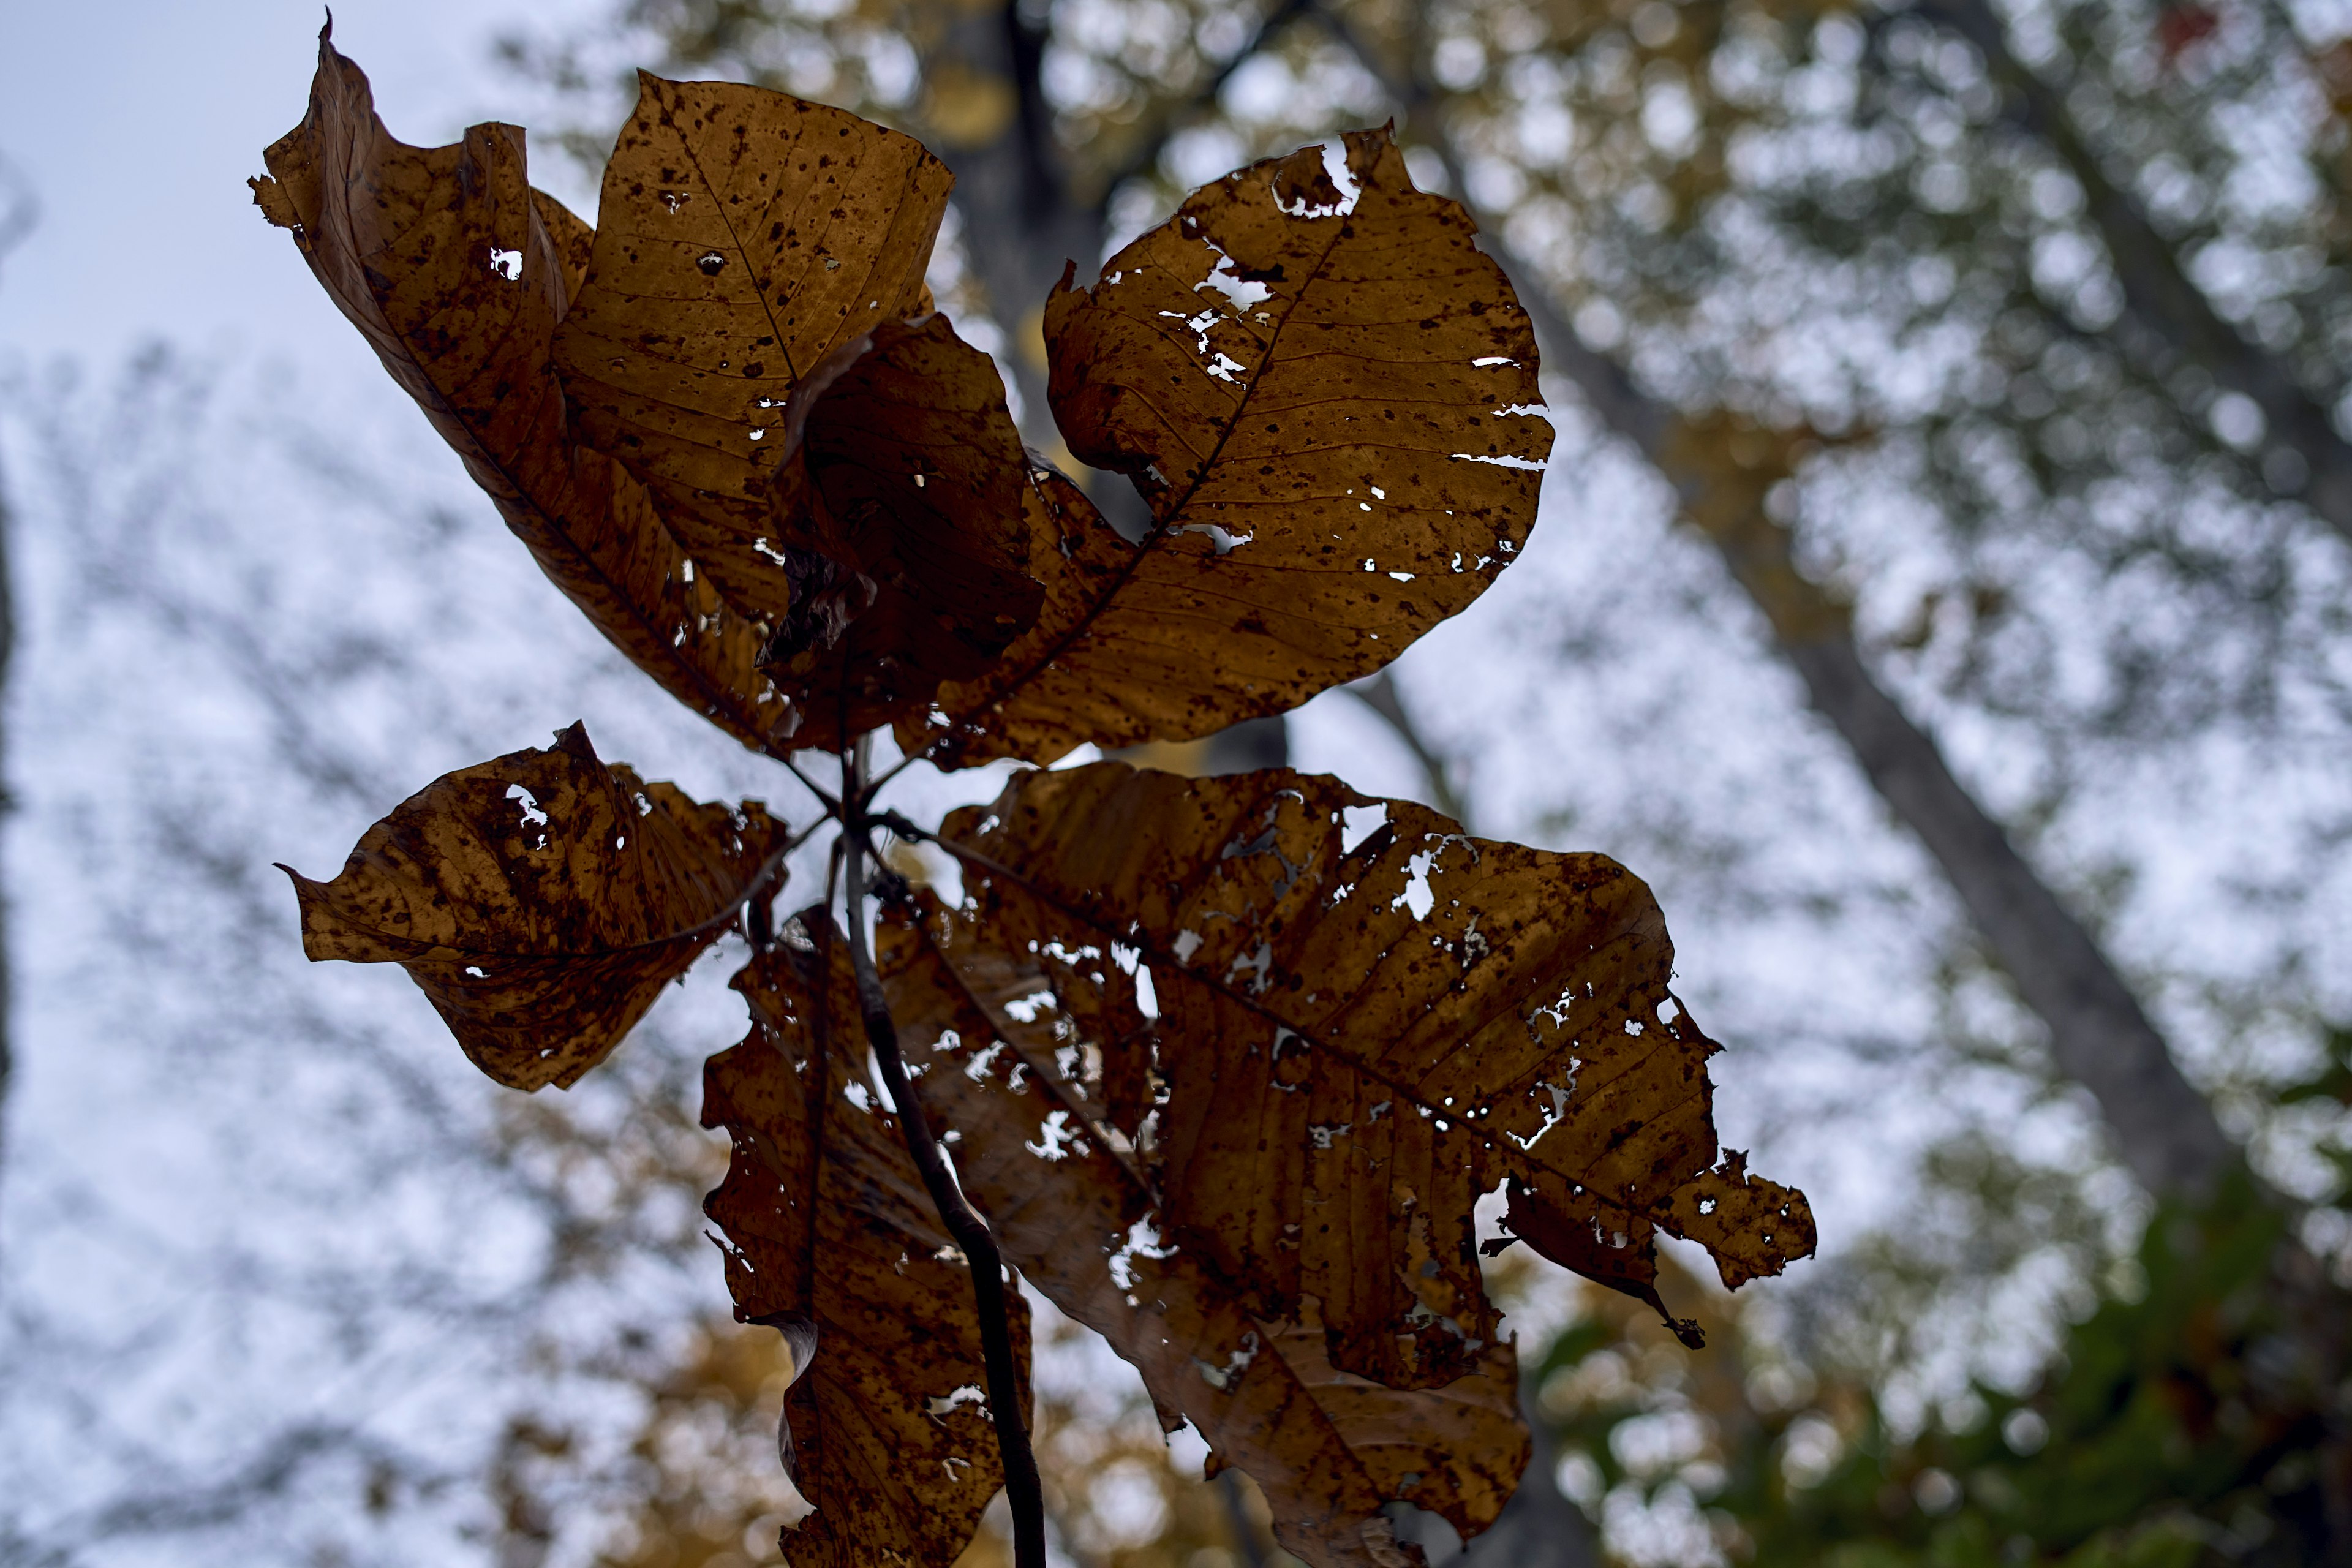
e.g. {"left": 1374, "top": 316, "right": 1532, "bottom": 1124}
{"left": 1084, "top": 0, "right": 1317, "bottom": 211}
{"left": 840, "top": 737, "right": 1046, "bottom": 1568}
{"left": 858, "top": 744, "right": 927, "bottom": 809}
{"left": 1908, "top": 0, "right": 2352, "bottom": 550}
{"left": 1343, "top": 669, "right": 1472, "bottom": 829}
{"left": 779, "top": 753, "right": 842, "bottom": 816}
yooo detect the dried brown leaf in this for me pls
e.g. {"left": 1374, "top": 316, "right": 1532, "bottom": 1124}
{"left": 1660, "top": 1149, "right": 1815, "bottom": 1290}
{"left": 703, "top": 914, "right": 1022, "bottom": 1568}
{"left": 914, "top": 130, "right": 1551, "bottom": 767}
{"left": 880, "top": 897, "right": 1524, "bottom": 1568}
{"left": 550, "top": 75, "right": 951, "bottom": 542}
{"left": 915, "top": 763, "right": 1812, "bottom": 1366}
{"left": 1495, "top": 1175, "right": 1684, "bottom": 1340}
{"left": 283, "top": 723, "right": 785, "bottom": 1090}
{"left": 254, "top": 37, "right": 801, "bottom": 751}
{"left": 757, "top": 314, "right": 1044, "bottom": 747}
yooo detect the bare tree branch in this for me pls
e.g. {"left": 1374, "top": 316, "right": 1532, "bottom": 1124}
{"left": 1912, "top": 0, "right": 2352, "bottom": 548}
{"left": 921, "top": 0, "right": 1302, "bottom": 447}
{"left": 1343, "top": 671, "right": 1471, "bottom": 829}
{"left": 1084, "top": 0, "right": 1317, "bottom": 209}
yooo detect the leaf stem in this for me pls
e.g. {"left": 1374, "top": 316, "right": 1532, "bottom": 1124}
{"left": 858, "top": 744, "right": 925, "bottom": 807}
{"left": 779, "top": 753, "right": 843, "bottom": 816}
{"left": 840, "top": 737, "right": 1047, "bottom": 1568}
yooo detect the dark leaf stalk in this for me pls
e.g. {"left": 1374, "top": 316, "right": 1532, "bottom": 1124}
{"left": 840, "top": 739, "right": 1046, "bottom": 1568}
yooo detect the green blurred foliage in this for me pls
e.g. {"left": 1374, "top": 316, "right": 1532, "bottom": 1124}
{"left": 1537, "top": 1036, "right": 2352, "bottom": 1566}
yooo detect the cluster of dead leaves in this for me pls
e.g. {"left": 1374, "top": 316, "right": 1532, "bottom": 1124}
{"left": 262, "top": 32, "right": 1811, "bottom": 1568}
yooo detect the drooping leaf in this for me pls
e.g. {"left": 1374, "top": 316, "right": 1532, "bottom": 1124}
{"left": 913, "top": 130, "right": 1552, "bottom": 767}
{"left": 880, "top": 897, "right": 1525, "bottom": 1568}
{"left": 913, "top": 763, "right": 1814, "bottom": 1367}
{"left": 253, "top": 36, "right": 801, "bottom": 753}
{"left": 703, "top": 913, "right": 1022, "bottom": 1568}
{"left": 283, "top": 723, "right": 786, "bottom": 1090}
{"left": 756, "top": 314, "right": 1045, "bottom": 747}
{"left": 549, "top": 75, "right": 951, "bottom": 544}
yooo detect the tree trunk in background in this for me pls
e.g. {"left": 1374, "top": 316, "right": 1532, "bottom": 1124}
{"left": 932, "top": 1, "right": 1302, "bottom": 731}
{"left": 0, "top": 450, "right": 13, "bottom": 1182}
{"left": 1496, "top": 214, "right": 2234, "bottom": 1204}
{"left": 1916, "top": 0, "right": 2352, "bottom": 549}
{"left": 1317, "top": 10, "right": 2236, "bottom": 1202}
{"left": 1454, "top": 1366, "right": 1599, "bottom": 1568}
{"left": 0, "top": 161, "right": 31, "bottom": 1185}
{"left": 920, "top": 3, "right": 1102, "bottom": 437}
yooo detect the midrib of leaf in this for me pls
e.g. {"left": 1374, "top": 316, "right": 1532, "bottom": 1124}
{"left": 951, "top": 217, "right": 1354, "bottom": 729}
{"left": 652, "top": 88, "right": 805, "bottom": 384}
{"left": 316, "top": 838, "right": 789, "bottom": 957}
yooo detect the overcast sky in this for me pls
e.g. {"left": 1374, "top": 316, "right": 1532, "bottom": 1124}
{"left": 0, "top": 0, "right": 601, "bottom": 372}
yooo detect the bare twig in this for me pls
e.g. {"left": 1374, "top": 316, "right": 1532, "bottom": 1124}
{"left": 1908, "top": 0, "right": 2352, "bottom": 550}
{"left": 1218, "top": 1471, "right": 1273, "bottom": 1568}
{"left": 1343, "top": 669, "right": 1471, "bottom": 829}
{"left": 1085, "top": 0, "right": 1316, "bottom": 210}
{"left": 839, "top": 736, "right": 1046, "bottom": 1568}
{"left": 779, "top": 753, "right": 842, "bottom": 816}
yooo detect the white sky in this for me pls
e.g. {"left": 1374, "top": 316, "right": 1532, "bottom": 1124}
{"left": 0, "top": 0, "right": 601, "bottom": 371}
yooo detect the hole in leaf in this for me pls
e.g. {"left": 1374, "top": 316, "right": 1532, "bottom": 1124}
{"left": 505, "top": 784, "right": 549, "bottom": 829}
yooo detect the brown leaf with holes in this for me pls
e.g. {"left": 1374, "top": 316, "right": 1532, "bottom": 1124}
{"left": 551, "top": 74, "right": 951, "bottom": 546}
{"left": 282, "top": 723, "right": 785, "bottom": 1090}
{"left": 253, "top": 35, "right": 806, "bottom": 752}
{"left": 914, "top": 129, "right": 1551, "bottom": 767}
{"left": 1493, "top": 1153, "right": 1815, "bottom": 1343}
{"left": 880, "top": 895, "right": 1523, "bottom": 1568}
{"left": 914, "top": 762, "right": 1812, "bottom": 1365}
{"left": 756, "top": 313, "right": 1044, "bottom": 748}
{"left": 703, "top": 914, "right": 1022, "bottom": 1568}
{"left": 1494, "top": 1175, "right": 1691, "bottom": 1344}
{"left": 1660, "top": 1150, "right": 1816, "bottom": 1289}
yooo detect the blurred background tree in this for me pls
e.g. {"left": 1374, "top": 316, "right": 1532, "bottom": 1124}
{"left": 488, "top": 0, "right": 2352, "bottom": 1559}
{"left": 0, "top": 0, "right": 2347, "bottom": 1564}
